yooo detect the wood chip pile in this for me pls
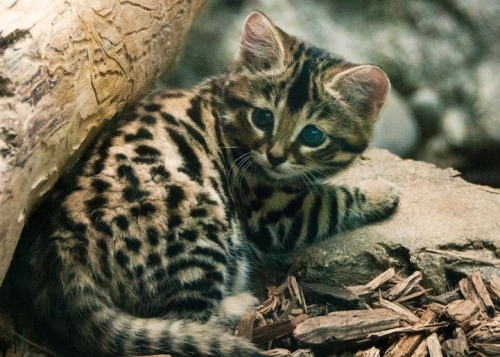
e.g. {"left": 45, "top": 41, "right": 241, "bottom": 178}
{"left": 2, "top": 269, "right": 500, "bottom": 356}
{"left": 237, "top": 269, "right": 500, "bottom": 357}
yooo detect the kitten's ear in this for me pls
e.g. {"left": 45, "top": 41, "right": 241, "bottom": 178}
{"left": 328, "top": 65, "right": 391, "bottom": 121}
{"left": 238, "top": 11, "right": 285, "bottom": 71}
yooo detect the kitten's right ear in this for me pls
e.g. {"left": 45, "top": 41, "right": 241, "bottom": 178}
{"left": 238, "top": 11, "right": 285, "bottom": 71}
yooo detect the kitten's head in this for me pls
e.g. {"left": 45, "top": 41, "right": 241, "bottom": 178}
{"left": 222, "top": 11, "right": 390, "bottom": 183}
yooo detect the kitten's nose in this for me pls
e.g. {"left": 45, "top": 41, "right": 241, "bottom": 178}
{"left": 266, "top": 150, "right": 286, "bottom": 167}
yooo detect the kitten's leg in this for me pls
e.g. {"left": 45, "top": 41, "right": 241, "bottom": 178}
{"left": 246, "top": 179, "right": 398, "bottom": 251}
{"left": 335, "top": 179, "right": 399, "bottom": 231}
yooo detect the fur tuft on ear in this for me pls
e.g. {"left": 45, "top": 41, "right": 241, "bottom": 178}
{"left": 238, "top": 11, "right": 285, "bottom": 71}
{"left": 328, "top": 65, "right": 391, "bottom": 121}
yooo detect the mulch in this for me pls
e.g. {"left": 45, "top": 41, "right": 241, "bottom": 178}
{"left": 2, "top": 269, "right": 500, "bottom": 356}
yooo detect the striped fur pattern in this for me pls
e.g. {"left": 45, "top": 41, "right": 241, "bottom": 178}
{"left": 5, "top": 11, "right": 398, "bottom": 356}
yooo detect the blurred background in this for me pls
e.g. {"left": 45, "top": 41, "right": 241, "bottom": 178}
{"left": 161, "top": 0, "right": 500, "bottom": 188}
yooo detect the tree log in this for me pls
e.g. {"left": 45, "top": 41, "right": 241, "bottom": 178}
{"left": 0, "top": 0, "right": 206, "bottom": 285}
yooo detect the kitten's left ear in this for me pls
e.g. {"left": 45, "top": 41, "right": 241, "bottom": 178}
{"left": 238, "top": 11, "right": 286, "bottom": 71}
{"left": 328, "top": 65, "right": 391, "bottom": 122}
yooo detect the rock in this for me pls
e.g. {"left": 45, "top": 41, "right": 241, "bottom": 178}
{"left": 296, "top": 149, "right": 500, "bottom": 294}
{"left": 476, "top": 59, "right": 500, "bottom": 144}
{"left": 409, "top": 88, "right": 444, "bottom": 137}
{"left": 372, "top": 91, "right": 420, "bottom": 158}
{"left": 442, "top": 108, "right": 472, "bottom": 148}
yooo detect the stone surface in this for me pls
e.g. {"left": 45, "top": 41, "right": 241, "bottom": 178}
{"left": 296, "top": 149, "right": 500, "bottom": 293}
{"left": 0, "top": 0, "right": 207, "bottom": 285}
{"left": 372, "top": 91, "right": 420, "bottom": 157}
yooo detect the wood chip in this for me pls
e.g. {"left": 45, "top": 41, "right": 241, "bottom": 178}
{"left": 467, "top": 315, "right": 500, "bottom": 344}
{"left": 441, "top": 339, "right": 467, "bottom": 357}
{"left": 453, "top": 327, "right": 469, "bottom": 352}
{"left": 300, "top": 282, "right": 360, "bottom": 308}
{"left": 384, "top": 309, "right": 436, "bottom": 357}
{"left": 428, "top": 289, "right": 461, "bottom": 305}
{"left": 469, "top": 271, "right": 495, "bottom": 317}
{"left": 293, "top": 308, "right": 403, "bottom": 346}
{"left": 368, "top": 322, "right": 446, "bottom": 339}
{"left": 426, "top": 333, "right": 443, "bottom": 357}
{"left": 354, "top": 346, "right": 380, "bottom": 357}
{"left": 253, "top": 319, "right": 294, "bottom": 345}
{"left": 459, "top": 277, "right": 488, "bottom": 317}
{"left": 412, "top": 339, "right": 429, "bottom": 357}
{"left": 237, "top": 311, "right": 256, "bottom": 341}
{"left": 489, "top": 275, "right": 500, "bottom": 300}
{"left": 385, "top": 271, "right": 423, "bottom": 301}
{"left": 376, "top": 296, "right": 420, "bottom": 323}
{"left": 474, "top": 343, "right": 500, "bottom": 354}
{"left": 349, "top": 268, "right": 396, "bottom": 295}
{"left": 443, "top": 299, "right": 480, "bottom": 332}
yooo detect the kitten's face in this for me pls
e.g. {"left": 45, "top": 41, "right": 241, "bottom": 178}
{"left": 222, "top": 12, "right": 390, "bottom": 183}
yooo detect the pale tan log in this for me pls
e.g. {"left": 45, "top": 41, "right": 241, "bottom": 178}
{"left": 0, "top": 0, "right": 206, "bottom": 285}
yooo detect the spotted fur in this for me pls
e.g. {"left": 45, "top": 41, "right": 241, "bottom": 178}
{"left": 3, "top": 11, "right": 398, "bottom": 356}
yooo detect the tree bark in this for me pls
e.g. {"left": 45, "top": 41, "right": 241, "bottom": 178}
{"left": 0, "top": 0, "right": 206, "bottom": 285}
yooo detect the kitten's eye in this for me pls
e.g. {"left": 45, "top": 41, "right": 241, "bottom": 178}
{"left": 300, "top": 125, "right": 325, "bottom": 147}
{"left": 252, "top": 108, "right": 274, "bottom": 129}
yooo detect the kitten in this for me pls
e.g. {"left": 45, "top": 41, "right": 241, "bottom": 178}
{"left": 2, "top": 11, "right": 397, "bottom": 356}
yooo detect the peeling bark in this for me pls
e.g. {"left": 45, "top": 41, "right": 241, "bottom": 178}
{"left": 0, "top": 0, "right": 206, "bottom": 285}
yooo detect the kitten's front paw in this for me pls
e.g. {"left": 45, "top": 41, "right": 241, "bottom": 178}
{"left": 357, "top": 179, "right": 399, "bottom": 220}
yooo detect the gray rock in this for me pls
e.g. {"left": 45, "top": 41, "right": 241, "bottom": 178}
{"left": 409, "top": 88, "right": 444, "bottom": 137}
{"left": 476, "top": 59, "right": 500, "bottom": 144}
{"left": 442, "top": 108, "right": 472, "bottom": 148}
{"left": 372, "top": 92, "right": 420, "bottom": 158}
{"left": 296, "top": 149, "right": 500, "bottom": 293}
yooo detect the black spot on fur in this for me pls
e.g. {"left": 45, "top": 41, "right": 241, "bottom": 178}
{"left": 287, "top": 59, "right": 312, "bottom": 113}
{"left": 135, "top": 145, "right": 161, "bottom": 157}
{"left": 85, "top": 195, "right": 107, "bottom": 213}
{"left": 168, "top": 215, "right": 182, "bottom": 229}
{"left": 115, "top": 153, "right": 127, "bottom": 161}
{"left": 124, "top": 237, "right": 142, "bottom": 253}
{"left": 146, "top": 253, "right": 162, "bottom": 267}
{"left": 115, "top": 250, "right": 129, "bottom": 267}
{"left": 161, "top": 112, "right": 178, "bottom": 126}
{"left": 180, "top": 229, "right": 198, "bottom": 242}
{"left": 117, "top": 164, "right": 139, "bottom": 186}
{"left": 186, "top": 96, "right": 205, "bottom": 130}
{"left": 97, "top": 239, "right": 112, "bottom": 279}
{"left": 91, "top": 179, "right": 111, "bottom": 192}
{"left": 144, "top": 103, "right": 161, "bottom": 112}
{"left": 166, "top": 128, "right": 202, "bottom": 184}
{"left": 140, "top": 114, "right": 156, "bottom": 125}
{"left": 167, "top": 185, "right": 185, "bottom": 209}
{"left": 166, "top": 242, "right": 184, "bottom": 256}
{"left": 123, "top": 187, "right": 145, "bottom": 202}
{"left": 190, "top": 208, "right": 207, "bottom": 218}
{"left": 147, "top": 228, "right": 159, "bottom": 246}
{"left": 150, "top": 165, "right": 170, "bottom": 179}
